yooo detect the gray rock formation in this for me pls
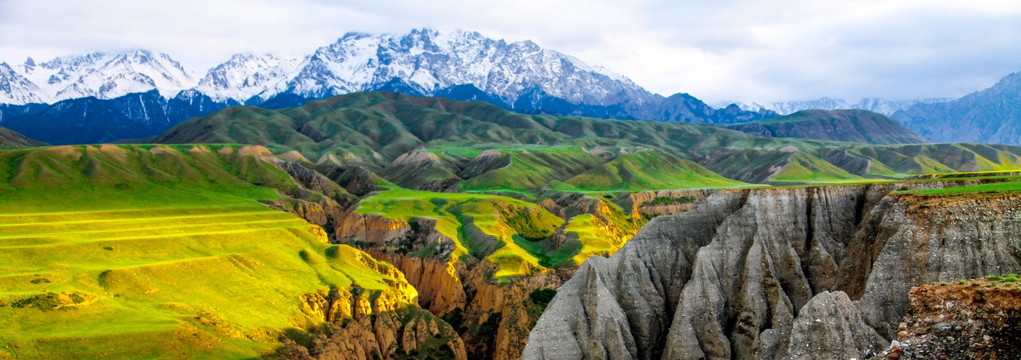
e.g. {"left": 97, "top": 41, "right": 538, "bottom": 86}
{"left": 783, "top": 291, "right": 885, "bottom": 360}
{"left": 523, "top": 184, "right": 1021, "bottom": 359}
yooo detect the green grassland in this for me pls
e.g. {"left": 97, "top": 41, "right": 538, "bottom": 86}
{"left": 355, "top": 186, "right": 566, "bottom": 280}
{"left": 768, "top": 152, "right": 862, "bottom": 184}
{"left": 458, "top": 146, "right": 606, "bottom": 193}
{"left": 0, "top": 145, "right": 417, "bottom": 359}
{"left": 153, "top": 92, "right": 1021, "bottom": 190}
{"left": 898, "top": 179, "right": 1021, "bottom": 197}
{"left": 556, "top": 150, "right": 746, "bottom": 191}
{"left": 547, "top": 199, "right": 645, "bottom": 266}
{"left": 354, "top": 183, "right": 650, "bottom": 277}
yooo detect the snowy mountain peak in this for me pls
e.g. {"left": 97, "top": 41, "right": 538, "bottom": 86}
{"left": 0, "top": 62, "right": 43, "bottom": 104}
{"left": 2, "top": 28, "right": 642, "bottom": 107}
{"left": 3, "top": 50, "right": 197, "bottom": 104}
{"left": 195, "top": 53, "right": 301, "bottom": 103}
{"left": 269, "top": 27, "right": 644, "bottom": 104}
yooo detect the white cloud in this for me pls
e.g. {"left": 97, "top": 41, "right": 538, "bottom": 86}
{"left": 1, "top": 0, "right": 1020, "bottom": 104}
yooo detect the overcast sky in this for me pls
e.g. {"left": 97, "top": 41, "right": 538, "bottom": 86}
{"left": 2, "top": 0, "right": 1020, "bottom": 104}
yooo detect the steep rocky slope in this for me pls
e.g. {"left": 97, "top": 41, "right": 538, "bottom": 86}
{"left": 880, "top": 276, "right": 1021, "bottom": 359}
{"left": 524, "top": 182, "right": 1021, "bottom": 359}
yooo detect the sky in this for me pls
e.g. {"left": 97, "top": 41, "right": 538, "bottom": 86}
{"left": 2, "top": 0, "right": 1020, "bottom": 104}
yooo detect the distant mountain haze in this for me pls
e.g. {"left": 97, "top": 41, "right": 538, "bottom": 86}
{"left": 725, "top": 110, "right": 927, "bottom": 144}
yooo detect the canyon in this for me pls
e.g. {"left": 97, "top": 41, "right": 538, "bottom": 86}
{"left": 524, "top": 182, "right": 1021, "bottom": 359}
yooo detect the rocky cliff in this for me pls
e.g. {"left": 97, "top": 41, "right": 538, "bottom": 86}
{"left": 880, "top": 275, "right": 1021, "bottom": 359}
{"left": 524, "top": 183, "right": 1021, "bottom": 359}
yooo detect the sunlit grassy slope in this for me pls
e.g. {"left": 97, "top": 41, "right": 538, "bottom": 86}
{"left": 0, "top": 145, "right": 416, "bottom": 359}
{"left": 548, "top": 199, "right": 645, "bottom": 266}
{"left": 556, "top": 150, "right": 746, "bottom": 191}
{"left": 154, "top": 92, "right": 1021, "bottom": 189}
{"left": 457, "top": 146, "right": 605, "bottom": 193}
{"left": 898, "top": 179, "right": 1021, "bottom": 197}
{"left": 768, "top": 152, "right": 862, "bottom": 184}
{"left": 355, "top": 187, "right": 566, "bottom": 280}
{"left": 354, "top": 185, "right": 649, "bottom": 278}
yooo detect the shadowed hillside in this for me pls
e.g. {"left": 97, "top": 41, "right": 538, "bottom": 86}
{"left": 155, "top": 92, "right": 1021, "bottom": 190}
{"left": 725, "top": 109, "right": 927, "bottom": 144}
{"left": 0, "top": 126, "right": 45, "bottom": 147}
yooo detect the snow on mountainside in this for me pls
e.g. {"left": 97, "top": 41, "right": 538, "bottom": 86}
{"left": 194, "top": 53, "right": 301, "bottom": 103}
{"left": 3, "top": 28, "right": 645, "bottom": 108}
{"left": 0, "top": 28, "right": 777, "bottom": 146}
{"left": 7, "top": 50, "right": 197, "bottom": 104}
{"left": 195, "top": 28, "right": 643, "bottom": 105}
{"left": 0, "top": 62, "right": 43, "bottom": 104}
{"left": 731, "top": 97, "right": 949, "bottom": 116}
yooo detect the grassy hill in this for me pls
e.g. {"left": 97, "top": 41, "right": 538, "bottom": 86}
{"left": 0, "top": 145, "right": 419, "bottom": 359}
{"left": 725, "top": 109, "right": 927, "bottom": 144}
{"left": 0, "top": 126, "right": 46, "bottom": 147}
{"left": 557, "top": 150, "right": 746, "bottom": 191}
{"left": 153, "top": 92, "right": 1021, "bottom": 191}
{"left": 355, "top": 186, "right": 567, "bottom": 280}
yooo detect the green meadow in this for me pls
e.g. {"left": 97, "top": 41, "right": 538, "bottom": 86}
{"left": 355, "top": 186, "right": 566, "bottom": 280}
{"left": 0, "top": 145, "right": 417, "bottom": 359}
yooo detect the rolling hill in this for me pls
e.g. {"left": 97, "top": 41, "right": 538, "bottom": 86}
{"left": 0, "top": 144, "right": 475, "bottom": 359}
{"left": 724, "top": 109, "right": 927, "bottom": 144}
{"left": 154, "top": 91, "right": 1021, "bottom": 189}
{"left": 0, "top": 126, "right": 45, "bottom": 147}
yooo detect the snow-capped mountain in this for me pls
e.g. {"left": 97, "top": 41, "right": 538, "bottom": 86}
{"left": 4, "top": 28, "right": 646, "bottom": 109}
{"left": 193, "top": 53, "right": 301, "bottom": 103}
{"left": 0, "top": 28, "right": 774, "bottom": 145}
{"left": 732, "top": 97, "right": 949, "bottom": 116}
{"left": 0, "top": 62, "right": 43, "bottom": 104}
{"left": 8, "top": 50, "right": 197, "bottom": 104}
{"left": 193, "top": 28, "right": 643, "bottom": 106}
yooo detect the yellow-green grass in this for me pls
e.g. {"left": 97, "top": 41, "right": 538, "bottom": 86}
{"left": 559, "top": 214, "right": 629, "bottom": 265}
{"left": 355, "top": 187, "right": 564, "bottom": 280}
{"left": 769, "top": 152, "right": 862, "bottom": 184}
{"left": 0, "top": 144, "right": 297, "bottom": 214}
{"left": 897, "top": 179, "right": 1021, "bottom": 197}
{"left": 458, "top": 146, "right": 605, "bottom": 194}
{"left": 545, "top": 199, "right": 645, "bottom": 266}
{"left": 0, "top": 145, "right": 416, "bottom": 358}
{"left": 555, "top": 150, "right": 746, "bottom": 191}
{"left": 0, "top": 204, "right": 417, "bottom": 359}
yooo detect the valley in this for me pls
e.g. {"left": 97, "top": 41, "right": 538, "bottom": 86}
{"left": 2, "top": 93, "right": 1021, "bottom": 359}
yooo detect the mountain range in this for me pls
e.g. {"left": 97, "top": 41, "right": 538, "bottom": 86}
{"left": 724, "top": 109, "right": 926, "bottom": 144}
{"left": 892, "top": 71, "right": 1021, "bottom": 144}
{"left": 0, "top": 28, "right": 776, "bottom": 145}
{"left": 2, "top": 28, "right": 1021, "bottom": 148}
{"left": 3, "top": 89, "right": 1021, "bottom": 359}
{"left": 732, "top": 97, "right": 949, "bottom": 116}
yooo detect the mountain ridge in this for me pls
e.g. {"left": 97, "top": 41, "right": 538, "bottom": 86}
{"left": 0, "top": 125, "right": 45, "bottom": 146}
{"left": 893, "top": 71, "right": 1021, "bottom": 145}
{"left": 0, "top": 28, "right": 774, "bottom": 145}
{"left": 151, "top": 92, "right": 1021, "bottom": 190}
{"left": 724, "top": 109, "right": 927, "bottom": 144}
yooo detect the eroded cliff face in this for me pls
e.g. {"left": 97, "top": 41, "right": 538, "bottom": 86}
{"left": 278, "top": 306, "right": 468, "bottom": 360}
{"left": 880, "top": 276, "right": 1021, "bottom": 359}
{"left": 354, "top": 222, "right": 576, "bottom": 360}
{"left": 524, "top": 183, "right": 1021, "bottom": 359}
